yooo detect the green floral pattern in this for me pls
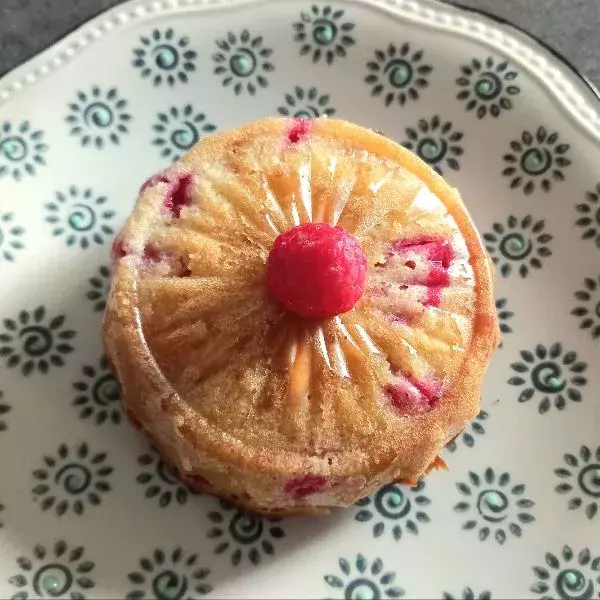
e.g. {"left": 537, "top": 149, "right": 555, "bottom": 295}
{"left": 457, "top": 57, "right": 519, "bottom": 118}
{"left": 32, "top": 442, "right": 112, "bottom": 516}
{"left": 365, "top": 43, "right": 432, "bottom": 106}
{"left": 508, "top": 343, "right": 587, "bottom": 414}
{"left": 354, "top": 481, "right": 431, "bottom": 540}
{"left": 136, "top": 449, "right": 198, "bottom": 508}
{"left": 324, "top": 554, "right": 404, "bottom": 599}
{"left": 0, "top": 307, "right": 75, "bottom": 375}
{"left": 213, "top": 30, "right": 274, "bottom": 95}
{"left": 575, "top": 183, "right": 600, "bottom": 248}
{"left": 133, "top": 28, "right": 197, "bottom": 86}
{"left": 442, "top": 589, "right": 492, "bottom": 600}
{"left": 496, "top": 298, "right": 514, "bottom": 346}
{"left": 531, "top": 546, "right": 600, "bottom": 599}
{"left": 8, "top": 540, "right": 95, "bottom": 599}
{"left": 127, "top": 548, "right": 212, "bottom": 599}
{"left": 484, "top": 215, "right": 552, "bottom": 278}
{"left": 446, "top": 409, "right": 489, "bottom": 452}
{"left": 554, "top": 445, "right": 600, "bottom": 520}
{"left": 293, "top": 5, "right": 355, "bottom": 64}
{"left": 0, "top": 212, "right": 25, "bottom": 262}
{"left": 45, "top": 186, "right": 115, "bottom": 248}
{"left": 402, "top": 116, "right": 463, "bottom": 174}
{"left": 454, "top": 468, "right": 535, "bottom": 544}
{"left": 503, "top": 127, "right": 571, "bottom": 194}
{"left": 66, "top": 86, "right": 132, "bottom": 148}
{"left": 86, "top": 265, "right": 111, "bottom": 312}
{"left": 0, "top": 390, "right": 10, "bottom": 432}
{"left": 72, "top": 355, "right": 121, "bottom": 425}
{"left": 277, "top": 86, "right": 335, "bottom": 118}
{"left": 0, "top": 120, "right": 47, "bottom": 180}
{"left": 207, "top": 499, "right": 285, "bottom": 566}
{"left": 572, "top": 275, "right": 600, "bottom": 339}
{"left": 152, "top": 105, "right": 216, "bottom": 162}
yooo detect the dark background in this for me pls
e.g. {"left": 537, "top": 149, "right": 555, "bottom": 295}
{"left": 1, "top": 0, "right": 599, "bottom": 88}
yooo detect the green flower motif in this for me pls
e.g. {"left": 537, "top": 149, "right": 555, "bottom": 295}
{"left": 32, "top": 442, "right": 112, "bottom": 517}
{"left": 572, "top": 275, "right": 600, "bottom": 339}
{"left": 0, "top": 120, "right": 47, "bottom": 181}
{"left": 132, "top": 28, "right": 197, "bottom": 86}
{"left": 8, "top": 540, "right": 95, "bottom": 600}
{"left": 127, "top": 547, "right": 212, "bottom": 599}
{"left": 207, "top": 499, "right": 285, "bottom": 566}
{"left": 446, "top": 409, "right": 489, "bottom": 452}
{"left": 277, "top": 86, "right": 336, "bottom": 118}
{"left": 365, "top": 43, "right": 432, "bottom": 107}
{"left": 575, "top": 183, "right": 600, "bottom": 248}
{"left": 0, "top": 306, "right": 76, "bottom": 375}
{"left": 136, "top": 448, "right": 197, "bottom": 508}
{"left": 152, "top": 105, "right": 216, "bottom": 162}
{"left": 454, "top": 467, "right": 535, "bottom": 544}
{"left": 503, "top": 127, "right": 571, "bottom": 194}
{"left": 456, "top": 57, "right": 519, "bottom": 118}
{"left": 508, "top": 343, "right": 587, "bottom": 414}
{"left": 213, "top": 29, "right": 274, "bottom": 95}
{"left": 86, "top": 265, "right": 110, "bottom": 312}
{"left": 402, "top": 116, "right": 464, "bottom": 175}
{"left": 354, "top": 481, "right": 431, "bottom": 540}
{"left": 496, "top": 297, "right": 514, "bottom": 345}
{"left": 0, "top": 212, "right": 25, "bottom": 262}
{"left": 483, "top": 215, "right": 552, "bottom": 278}
{"left": 45, "top": 186, "right": 116, "bottom": 248}
{"left": 66, "top": 86, "right": 132, "bottom": 148}
{"left": 442, "top": 588, "right": 492, "bottom": 600}
{"left": 324, "top": 554, "right": 404, "bottom": 599}
{"left": 293, "top": 4, "right": 355, "bottom": 65}
{"left": 531, "top": 546, "right": 600, "bottom": 599}
{"left": 0, "top": 390, "right": 11, "bottom": 432}
{"left": 72, "top": 355, "right": 121, "bottom": 425}
{"left": 554, "top": 445, "right": 600, "bottom": 520}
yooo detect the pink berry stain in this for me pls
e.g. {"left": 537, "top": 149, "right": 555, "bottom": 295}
{"left": 385, "top": 374, "right": 442, "bottom": 416}
{"left": 139, "top": 170, "right": 194, "bottom": 218}
{"left": 390, "top": 237, "right": 454, "bottom": 308}
{"left": 284, "top": 475, "right": 327, "bottom": 500}
{"left": 287, "top": 118, "right": 312, "bottom": 144}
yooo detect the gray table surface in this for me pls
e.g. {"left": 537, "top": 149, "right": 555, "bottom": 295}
{"left": 1, "top": 0, "right": 599, "bottom": 90}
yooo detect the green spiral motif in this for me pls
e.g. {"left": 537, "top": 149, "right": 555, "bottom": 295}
{"left": 153, "top": 45, "right": 179, "bottom": 70}
{"left": 156, "top": 460, "right": 180, "bottom": 486}
{"left": 55, "top": 464, "right": 92, "bottom": 495}
{"left": 152, "top": 570, "right": 188, "bottom": 600}
{"left": 373, "top": 486, "right": 411, "bottom": 520}
{"left": 19, "top": 326, "right": 53, "bottom": 357}
{"left": 521, "top": 147, "right": 552, "bottom": 176}
{"left": 531, "top": 362, "right": 566, "bottom": 393}
{"left": 477, "top": 490, "right": 509, "bottom": 523}
{"left": 67, "top": 203, "right": 96, "bottom": 232}
{"left": 92, "top": 373, "right": 120, "bottom": 407}
{"left": 171, "top": 123, "right": 199, "bottom": 150}
{"left": 312, "top": 18, "right": 337, "bottom": 45}
{"left": 33, "top": 563, "right": 74, "bottom": 597}
{"left": 229, "top": 511, "right": 264, "bottom": 544}
{"left": 0, "top": 136, "right": 27, "bottom": 161}
{"left": 385, "top": 59, "right": 413, "bottom": 88}
{"left": 474, "top": 71, "right": 502, "bottom": 100}
{"left": 556, "top": 569, "right": 594, "bottom": 600}
{"left": 229, "top": 49, "right": 257, "bottom": 77}
{"left": 345, "top": 578, "right": 380, "bottom": 600}
{"left": 578, "top": 465, "right": 600, "bottom": 498}
{"left": 83, "top": 102, "right": 113, "bottom": 128}
{"left": 499, "top": 233, "right": 532, "bottom": 261}
{"left": 417, "top": 138, "right": 447, "bottom": 164}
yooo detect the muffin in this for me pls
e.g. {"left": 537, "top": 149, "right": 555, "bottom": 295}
{"left": 103, "top": 117, "right": 500, "bottom": 516}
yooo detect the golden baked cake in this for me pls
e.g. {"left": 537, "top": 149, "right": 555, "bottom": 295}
{"left": 103, "top": 117, "right": 500, "bottom": 516}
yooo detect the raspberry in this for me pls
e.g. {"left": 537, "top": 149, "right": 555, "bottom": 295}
{"left": 266, "top": 223, "right": 368, "bottom": 319}
{"left": 385, "top": 375, "right": 442, "bottom": 415}
{"left": 138, "top": 170, "right": 194, "bottom": 218}
{"left": 284, "top": 475, "right": 327, "bottom": 500}
{"left": 287, "top": 117, "right": 311, "bottom": 143}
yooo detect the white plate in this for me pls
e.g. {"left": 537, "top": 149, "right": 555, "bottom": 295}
{"left": 1, "top": 0, "right": 599, "bottom": 598}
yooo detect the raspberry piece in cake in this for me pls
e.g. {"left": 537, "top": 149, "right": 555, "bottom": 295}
{"left": 287, "top": 117, "right": 312, "bottom": 143}
{"left": 266, "top": 223, "right": 367, "bottom": 319}
{"left": 284, "top": 475, "right": 328, "bottom": 500}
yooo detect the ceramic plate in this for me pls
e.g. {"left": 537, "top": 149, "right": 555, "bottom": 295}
{"left": 1, "top": 0, "right": 599, "bottom": 598}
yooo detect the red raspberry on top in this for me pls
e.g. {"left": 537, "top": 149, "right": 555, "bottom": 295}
{"left": 266, "top": 223, "right": 368, "bottom": 319}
